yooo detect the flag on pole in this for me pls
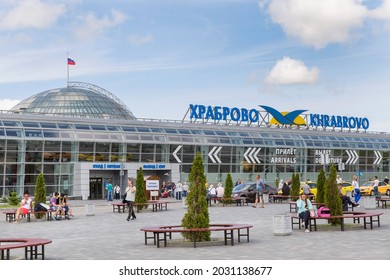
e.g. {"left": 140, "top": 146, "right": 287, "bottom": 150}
{"left": 67, "top": 58, "right": 76, "bottom": 65}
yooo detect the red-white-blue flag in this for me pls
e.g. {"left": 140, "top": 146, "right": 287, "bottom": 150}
{"left": 67, "top": 58, "right": 76, "bottom": 65}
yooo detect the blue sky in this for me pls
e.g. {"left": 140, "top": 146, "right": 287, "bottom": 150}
{"left": 1, "top": 0, "right": 390, "bottom": 132}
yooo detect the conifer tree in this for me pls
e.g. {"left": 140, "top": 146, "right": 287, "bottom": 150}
{"left": 324, "top": 165, "right": 342, "bottom": 225}
{"left": 224, "top": 173, "right": 234, "bottom": 203}
{"left": 181, "top": 152, "right": 210, "bottom": 241}
{"left": 135, "top": 168, "right": 148, "bottom": 210}
{"left": 316, "top": 169, "right": 326, "bottom": 203}
{"left": 291, "top": 173, "right": 300, "bottom": 200}
{"left": 34, "top": 173, "right": 46, "bottom": 219}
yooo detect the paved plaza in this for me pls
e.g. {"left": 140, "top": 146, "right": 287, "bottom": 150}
{"left": 1, "top": 198, "right": 389, "bottom": 260}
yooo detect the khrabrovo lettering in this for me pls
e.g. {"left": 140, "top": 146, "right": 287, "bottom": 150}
{"left": 190, "top": 104, "right": 259, "bottom": 122}
{"left": 310, "top": 114, "right": 369, "bottom": 129}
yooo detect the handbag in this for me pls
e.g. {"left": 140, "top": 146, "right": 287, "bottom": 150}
{"left": 122, "top": 194, "right": 127, "bottom": 204}
{"left": 309, "top": 209, "right": 316, "bottom": 218}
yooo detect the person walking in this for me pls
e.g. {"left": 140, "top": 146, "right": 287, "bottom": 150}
{"left": 252, "top": 175, "right": 265, "bottom": 208}
{"left": 352, "top": 175, "right": 361, "bottom": 204}
{"left": 125, "top": 180, "right": 136, "bottom": 221}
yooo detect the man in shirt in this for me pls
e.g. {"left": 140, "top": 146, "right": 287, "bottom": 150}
{"left": 50, "top": 192, "right": 62, "bottom": 220}
{"left": 252, "top": 175, "right": 265, "bottom": 208}
{"left": 13, "top": 192, "right": 32, "bottom": 224}
{"left": 106, "top": 180, "right": 113, "bottom": 201}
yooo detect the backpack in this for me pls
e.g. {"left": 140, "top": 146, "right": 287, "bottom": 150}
{"left": 34, "top": 203, "right": 49, "bottom": 212}
{"left": 317, "top": 206, "right": 330, "bottom": 218}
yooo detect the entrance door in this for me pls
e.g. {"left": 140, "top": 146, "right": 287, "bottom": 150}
{"left": 89, "top": 178, "right": 103, "bottom": 199}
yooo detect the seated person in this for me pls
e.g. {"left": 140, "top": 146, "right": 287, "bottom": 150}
{"left": 60, "top": 194, "right": 73, "bottom": 218}
{"left": 161, "top": 189, "right": 168, "bottom": 198}
{"left": 50, "top": 192, "right": 62, "bottom": 220}
{"left": 338, "top": 184, "right": 359, "bottom": 211}
{"left": 216, "top": 183, "right": 224, "bottom": 198}
{"left": 282, "top": 182, "right": 290, "bottom": 196}
{"left": 207, "top": 184, "right": 217, "bottom": 203}
{"left": 296, "top": 193, "right": 313, "bottom": 233}
{"left": 13, "top": 191, "right": 32, "bottom": 224}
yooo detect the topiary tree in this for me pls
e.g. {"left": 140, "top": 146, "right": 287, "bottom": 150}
{"left": 182, "top": 152, "right": 210, "bottom": 241}
{"left": 34, "top": 173, "right": 47, "bottom": 218}
{"left": 316, "top": 169, "right": 326, "bottom": 203}
{"left": 324, "top": 165, "right": 342, "bottom": 225}
{"left": 290, "top": 173, "right": 300, "bottom": 200}
{"left": 8, "top": 191, "right": 20, "bottom": 206}
{"left": 224, "top": 173, "right": 234, "bottom": 204}
{"left": 135, "top": 167, "right": 148, "bottom": 210}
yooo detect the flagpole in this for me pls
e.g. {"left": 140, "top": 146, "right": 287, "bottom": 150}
{"left": 67, "top": 52, "right": 69, "bottom": 87}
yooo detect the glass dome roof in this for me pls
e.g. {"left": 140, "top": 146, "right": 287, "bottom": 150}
{"left": 10, "top": 82, "right": 136, "bottom": 120}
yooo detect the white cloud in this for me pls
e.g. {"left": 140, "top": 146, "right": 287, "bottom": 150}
{"left": 128, "top": 34, "right": 154, "bottom": 46}
{"left": 0, "top": 99, "right": 21, "bottom": 110}
{"left": 265, "top": 57, "right": 319, "bottom": 85}
{"left": 0, "top": 0, "right": 66, "bottom": 30}
{"left": 368, "top": 0, "right": 390, "bottom": 20}
{"left": 261, "top": 0, "right": 367, "bottom": 49}
{"left": 74, "top": 9, "right": 127, "bottom": 40}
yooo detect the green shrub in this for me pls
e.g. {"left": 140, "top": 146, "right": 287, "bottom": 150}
{"left": 34, "top": 173, "right": 47, "bottom": 219}
{"left": 8, "top": 191, "right": 20, "bottom": 206}
{"left": 135, "top": 168, "right": 148, "bottom": 210}
{"left": 182, "top": 152, "right": 210, "bottom": 241}
{"left": 324, "top": 165, "right": 342, "bottom": 225}
{"left": 316, "top": 169, "right": 326, "bottom": 203}
{"left": 290, "top": 173, "right": 300, "bottom": 200}
{"left": 224, "top": 173, "right": 234, "bottom": 204}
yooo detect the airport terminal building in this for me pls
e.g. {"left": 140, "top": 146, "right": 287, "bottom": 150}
{"left": 1, "top": 81, "right": 389, "bottom": 199}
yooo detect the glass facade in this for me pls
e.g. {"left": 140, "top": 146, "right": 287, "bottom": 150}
{"left": 1, "top": 114, "right": 390, "bottom": 197}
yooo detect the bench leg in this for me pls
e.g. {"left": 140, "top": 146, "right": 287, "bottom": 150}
{"left": 341, "top": 219, "right": 344, "bottom": 231}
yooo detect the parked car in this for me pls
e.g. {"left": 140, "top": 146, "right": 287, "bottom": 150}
{"left": 232, "top": 182, "right": 277, "bottom": 203}
{"left": 359, "top": 181, "right": 390, "bottom": 196}
{"left": 339, "top": 182, "right": 354, "bottom": 196}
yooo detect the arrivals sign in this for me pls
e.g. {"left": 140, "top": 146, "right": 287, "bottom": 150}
{"left": 189, "top": 104, "right": 370, "bottom": 130}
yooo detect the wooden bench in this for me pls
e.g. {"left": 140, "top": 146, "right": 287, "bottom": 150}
{"left": 291, "top": 211, "right": 383, "bottom": 231}
{"left": 376, "top": 197, "right": 390, "bottom": 208}
{"left": 140, "top": 223, "right": 253, "bottom": 248}
{"left": 0, "top": 238, "right": 52, "bottom": 260}
{"left": 112, "top": 202, "right": 127, "bottom": 213}
{"left": 269, "top": 195, "right": 290, "bottom": 203}
{"left": 288, "top": 201, "right": 326, "bottom": 213}
{"left": 113, "top": 201, "right": 168, "bottom": 213}
{"left": 207, "top": 197, "right": 249, "bottom": 207}
{"left": 139, "top": 200, "right": 168, "bottom": 212}
{"left": 3, "top": 210, "right": 54, "bottom": 222}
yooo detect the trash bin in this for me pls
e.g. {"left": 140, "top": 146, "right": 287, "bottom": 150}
{"left": 363, "top": 196, "right": 376, "bottom": 210}
{"left": 85, "top": 204, "right": 95, "bottom": 216}
{"left": 273, "top": 214, "right": 292, "bottom": 236}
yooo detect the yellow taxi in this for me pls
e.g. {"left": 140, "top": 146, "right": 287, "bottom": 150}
{"left": 359, "top": 181, "right": 390, "bottom": 196}
{"left": 339, "top": 182, "right": 354, "bottom": 195}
